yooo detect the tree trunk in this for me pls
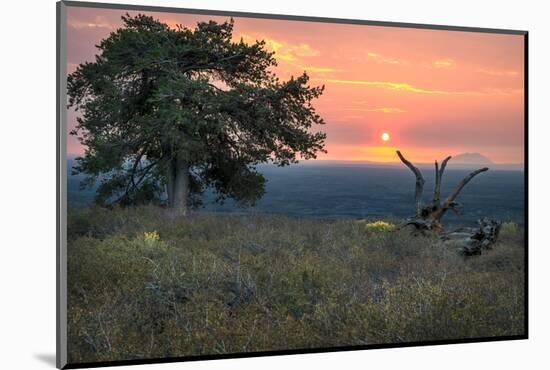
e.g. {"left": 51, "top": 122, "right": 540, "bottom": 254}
{"left": 166, "top": 158, "right": 189, "bottom": 216}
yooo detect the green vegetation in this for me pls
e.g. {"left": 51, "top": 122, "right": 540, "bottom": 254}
{"left": 67, "top": 207, "right": 525, "bottom": 363}
{"left": 361, "top": 220, "right": 396, "bottom": 233}
{"left": 67, "top": 15, "right": 326, "bottom": 215}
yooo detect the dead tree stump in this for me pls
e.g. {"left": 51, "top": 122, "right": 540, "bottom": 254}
{"left": 396, "top": 150, "right": 489, "bottom": 233}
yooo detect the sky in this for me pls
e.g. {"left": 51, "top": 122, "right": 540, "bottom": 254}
{"left": 65, "top": 6, "right": 525, "bottom": 164}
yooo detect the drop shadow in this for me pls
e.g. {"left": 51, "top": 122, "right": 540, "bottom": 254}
{"left": 34, "top": 353, "right": 56, "bottom": 367}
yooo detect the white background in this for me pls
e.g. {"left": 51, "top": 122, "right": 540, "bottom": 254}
{"left": 1, "top": 0, "right": 548, "bottom": 368}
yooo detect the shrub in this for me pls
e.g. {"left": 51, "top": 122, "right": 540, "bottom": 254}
{"left": 143, "top": 231, "right": 160, "bottom": 243}
{"left": 66, "top": 207, "right": 525, "bottom": 363}
{"left": 364, "top": 220, "right": 396, "bottom": 233}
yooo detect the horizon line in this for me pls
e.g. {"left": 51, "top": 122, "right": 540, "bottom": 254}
{"left": 66, "top": 155, "right": 524, "bottom": 167}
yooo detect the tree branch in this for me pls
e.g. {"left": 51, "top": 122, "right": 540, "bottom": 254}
{"left": 114, "top": 159, "right": 159, "bottom": 205}
{"left": 129, "top": 149, "right": 147, "bottom": 189}
{"left": 434, "top": 155, "right": 452, "bottom": 205}
{"left": 442, "top": 167, "right": 489, "bottom": 210}
{"left": 433, "top": 161, "right": 440, "bottom": 205}
{"left": 396, "top": 150, "right": 425, "bottom": 217}
{"left": 180, "top": 53, "right": 245, "bottom": 74}
{"left": 440, "top": 156, "right": 452, "bottom": 176}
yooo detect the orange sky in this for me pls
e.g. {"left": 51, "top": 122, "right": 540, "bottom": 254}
{"left": 66, "top": 6, "right": 525, "bottom": 164}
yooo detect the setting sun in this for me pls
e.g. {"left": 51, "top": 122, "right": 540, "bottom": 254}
{"left": 65, "top": 7, "right": 525, "bottom": 165}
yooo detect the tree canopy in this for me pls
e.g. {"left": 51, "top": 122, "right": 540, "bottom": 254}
{"left": 68, "top": 14, "right": 326, "bottom": 215}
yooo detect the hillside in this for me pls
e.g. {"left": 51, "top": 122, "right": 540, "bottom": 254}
{"left": 67, "top": 206, "right": 525, "bottom": 364}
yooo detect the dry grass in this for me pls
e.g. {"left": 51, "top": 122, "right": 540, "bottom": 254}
{"left": 67, "top": 206, "right": 525, "bottom": 363}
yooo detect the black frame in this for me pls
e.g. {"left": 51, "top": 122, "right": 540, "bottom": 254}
{"left": 56, "top": 1, "right": 529, "bottom": 368}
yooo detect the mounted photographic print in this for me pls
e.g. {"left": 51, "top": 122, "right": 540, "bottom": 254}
{"left": 57, "top": 1, "right": 528, "bottom": 368}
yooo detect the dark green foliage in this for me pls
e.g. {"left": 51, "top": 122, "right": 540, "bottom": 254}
{"left": 68, "top": 15, "right": 326, "bottom": 209}
{"left": 67, "top": 207, "right": 525, "bottom": 363}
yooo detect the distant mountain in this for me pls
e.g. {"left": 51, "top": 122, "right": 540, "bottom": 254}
{"left": 451, "top": 152, "right": 494, "bottom": 165}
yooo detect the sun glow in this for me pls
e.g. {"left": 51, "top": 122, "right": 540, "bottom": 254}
{"left": 65, "top": 8, "right": 526, "bottom": 164}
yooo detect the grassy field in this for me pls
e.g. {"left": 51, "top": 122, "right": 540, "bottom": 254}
{"left": 67, "top": 206, "right": 525, "bottom": 364}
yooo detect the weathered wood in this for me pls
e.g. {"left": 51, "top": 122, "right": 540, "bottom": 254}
{"left": 434, "top": 156, "right": 451, "bottom": 205}
{"left": 441, "top": 167, "right": 489, "bottom": 211}
{"left": 400, "top": 217, "right": 434, "bottom": 235}
{"left": 441, "top": 218, "right": 501, "bottom": 255}
{"left": 433, "top": 161, "right": 440, "bottom": 204}
{"left": 396, "top": 150, "right": 425, "bottom": 217}
{"left": 396, "top": 150, "right": 489, "bottom": 232}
